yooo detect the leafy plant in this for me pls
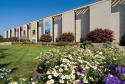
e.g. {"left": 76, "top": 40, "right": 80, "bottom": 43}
{"left": 86, "top": 29, "right": 114, "bottom": 43}
{"left": 40, "top": 34, "right": 52, "bottom": 42}
{"left": 56, "top": 32, "right": 74, "bottom": 42}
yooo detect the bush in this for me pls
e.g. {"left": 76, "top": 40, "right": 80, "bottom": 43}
{"left": 11, "top": 37, "right": 18, "bottom": 42}
{"left": 120, "top": 34, "right": 125, "bottom": 46}
{"left": 86, "top": 29, "right": 114, "bottom": 43}
{"left": 80, "top": 38, "right": 84, "bottom": 43}
{"left": 40, "top": 34, "right": 52, "bottom": 42}
{"left": 56, "top": 32, "right": 74, "bottom": 42}
{"left": 3, "top": 38, "right": 10, "bottom": 42}
{"left": 80, "top": 40, "right": 92, "bottom": 49}
{"left": 4, "top": 37, "right": 19, "bottom": 42}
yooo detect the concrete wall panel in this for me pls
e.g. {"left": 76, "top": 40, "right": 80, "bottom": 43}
{"left": 111, "top": 3, "right": 125, "bottom": 41}
{"left": 54, "top": 17, "right": 62, "bottom": 42}
{"left": 54, "top": 24, "right": 58, "bottom": 42}
{"left": 76, "top": 10, "right": 90, "bottom": 42}
{"left": 22, "top": 24, "right": 28, "bottom": 40}
{"left": 62, "top": 10, "right": 75, "bottom": 34}
{"left": 90, "top": 0, "right": 111, "bottom": 30}
{"left": 111, "top": 12, "right": 120, "bottom": 41}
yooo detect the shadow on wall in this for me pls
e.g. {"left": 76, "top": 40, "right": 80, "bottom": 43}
{"left": 111, "top": 2, "right": 125, "bottom": 40}
{"left": 76, "top": 9, "right": 90, "bottom": 41}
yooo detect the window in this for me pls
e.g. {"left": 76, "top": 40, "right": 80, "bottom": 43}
{"left": 45, "top": 21, "right": 50, "bottom": 34}
{"left": 33, "top": 30, "right": 35, "bottom": 35}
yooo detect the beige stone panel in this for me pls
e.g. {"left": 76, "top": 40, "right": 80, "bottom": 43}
{"left": 16, "top": 26, "right": 20, "bottom": 40}
{"left": 38, "top": 26, "right": 41, "bottom": 40}
{"left": 62, "top": 10, "right": 75, "bottom": 34}
{"left": 22, "top": 24, "right": 28, "bottom": 40}
{"left": 111, "top": 12, "right": 120, "bottom": 42}
{"left": 4, "top": 31, "right": 7, "bottom": 38}
{"left": 15, "top": 28, "right": 18, "bottom": 38}
{"left": 8, "top": 30, "right": 10, "bottom": 38}
{"left": 76, "top": 19, "right": 81, "bottom": 42}
{"left": 12, "top": 28, "right": 15, "bottom": 37}
{"left": 111, "top": 1, "right": 125, "bottom": 41}
{"left": 54, "top": 24, "right": 58, "bottom": 42}
{"left": 90, "top": 0, "right": 112, "bottom": 30}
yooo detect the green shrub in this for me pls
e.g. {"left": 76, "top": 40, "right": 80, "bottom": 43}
{"left": 4, "top": 37, "right": 19, "bottom": 42}
{"left": 80, "top": 38, "right": 84, "bottom": 43}
{"left": 56, "top": 32, "right": 74, "bottom": 42}
{"left": 80, "top": 40, "right": 92, "bottom": 49}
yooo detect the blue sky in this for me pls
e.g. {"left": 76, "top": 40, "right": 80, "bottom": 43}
{"left": 0, "top": 0, "right": 95, "bottom": 36}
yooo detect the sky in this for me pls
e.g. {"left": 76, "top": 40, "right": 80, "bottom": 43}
{"left": 0, "top": 0, "right": 95, "bottom": 36}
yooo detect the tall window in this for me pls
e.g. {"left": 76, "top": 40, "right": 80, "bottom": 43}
{"left": 43, "top": 18, "right": 52, "bottom": 34}
{"left": 45, "top": 21, "right": 50, "bottom": 34}
{"left": 33, "top": 30, "right": 35, "bottom": 35}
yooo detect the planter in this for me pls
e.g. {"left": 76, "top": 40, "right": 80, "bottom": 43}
{"left": 0, "top": 42, "right": 12, "bottom": 45}
{"left": 92, "top": 43, "right": 104, "bottom": 48}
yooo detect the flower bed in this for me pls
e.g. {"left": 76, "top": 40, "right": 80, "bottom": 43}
{"left": 34, "top": 43, "right": 125, "bottom": 84}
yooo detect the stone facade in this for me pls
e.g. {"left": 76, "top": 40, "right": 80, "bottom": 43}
{"left": 4, "top": 0, "right": 125, "bottom": 43}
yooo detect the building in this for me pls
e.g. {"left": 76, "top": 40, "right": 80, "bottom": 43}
{"left": 4, "top": 0, "right": 125, "bottom": 42}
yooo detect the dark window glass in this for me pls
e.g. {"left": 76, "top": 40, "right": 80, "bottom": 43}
{"left": 33, "top": 30, "right": 35, "bottom": 35}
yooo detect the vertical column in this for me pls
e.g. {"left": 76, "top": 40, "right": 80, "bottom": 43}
{"left": 25, "top": 25, "right": 28, "bottom": 41}
{"left": 38, "top": 20, "right": 43, "bottom": 41}
{"left": 4, "top": 31, "right": 7, "bottom": 38}
{"left": 15, "top": 28, "right": 18, "bottom": 38}
{"left": 62, "top": 10, "right": 75, "bottom": 34}
{"left": 17, "top": 26, "right": 21, "bottom": 40}
{"left": 22, "top": 24, "right": 28, "bottom": 41}
{"left": 53, "top": 15, "right": 62, "bottom": 42}
{"left": 10, "top": 29, "right": 12, "bottom": 38}
{"left": 8, "top": 30, "right": 10, "bottom": 38}
{"left": 28, "top": 24, "right": 32, "bottom": 42}
{"left": 12, "top": 28, "right": 15, "bottom": 38}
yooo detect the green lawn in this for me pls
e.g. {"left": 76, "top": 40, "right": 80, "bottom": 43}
{"left": 0, "top": 44, "right": 53, "bottom": 81}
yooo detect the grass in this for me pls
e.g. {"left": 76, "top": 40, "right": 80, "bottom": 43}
{"left": 0, "top": 44, "right": 54, "bottom": 81}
